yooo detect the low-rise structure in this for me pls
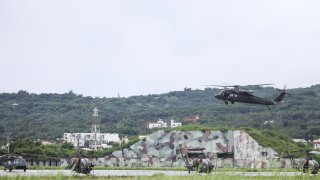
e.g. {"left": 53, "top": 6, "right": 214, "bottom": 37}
{"left": 170, "top": 119, "right": 182, "bottom": 128}
{"left": 148, "top": 119, "right": 182, "bottom": 129}
{"left": 148, "top": 120, "right": 168, "bottom": 129}
{"left": 182, "top": 115, "right": 200, "bottom": 123}
{"left": 63, "top": 133, "right": 120, "bottom": 148}
{"left": 313, "top": 142, "right": 320, "bottom": 149}
{"left": 41, "top": 141, "right": 53, "bottom": 145}
{"left": 292, "top": 138, "right": 308, "bottom": 144}
{"left": 312, "top": 139, "right": 320, "bottom": 149}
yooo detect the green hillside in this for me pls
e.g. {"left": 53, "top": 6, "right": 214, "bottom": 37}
{"left": 0, "top": 85, "right": 320, "bottom": 144}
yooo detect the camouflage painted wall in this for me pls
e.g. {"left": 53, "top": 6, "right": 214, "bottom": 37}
{"left": 105, "top": 130, "right": 280, "bottom": 168}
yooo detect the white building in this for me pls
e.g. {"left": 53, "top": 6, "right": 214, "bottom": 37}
{"left": 63, "top": 133, "right": 120, "bottom": 148}
{"left": 148, "top": 120, "right": 168, "bottom": 129}
{"left": 148, "top": 119, "right": 182, "bottom": 129}
{"left": 41, "top": 141, "right": 53, "bottom": 145}
{"left": 313, "top": 142, "right": 320, "bottom": 149}
{"left": 292, "top": 138, "right": 308, "bottom": 144}
{"left": 170, "top": 119, "right": 182, "bottom": 128}
{"left": 312, "top": 139, "right": 320, "bottom": 149}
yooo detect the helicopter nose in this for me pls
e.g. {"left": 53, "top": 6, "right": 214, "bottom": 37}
{"left": 215, "top": 94, "right": 221, "bottom": 99}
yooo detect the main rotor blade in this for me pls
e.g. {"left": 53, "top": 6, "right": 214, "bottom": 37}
{"left": 204, "top": 84, "right": 273, "bottom": 88}
{"left": 203, "top": 85, "right": 236, "bottom": 88}
{"left": 246, "top": 83, "right": 273, "bottom": 86}
{"left": 21, "top": 153, "right": 59, "bottom": 160}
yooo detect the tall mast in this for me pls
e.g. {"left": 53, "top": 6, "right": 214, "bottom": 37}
{"left": 89, "top": 107, "right": 102, "bottom": 150}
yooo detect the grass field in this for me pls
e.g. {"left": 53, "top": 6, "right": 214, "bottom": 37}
{"left": 0, "top": 168, "right": 318, "bottom": 180}
{"left": 0, "top": 174, "right": 318, "bottom": 180}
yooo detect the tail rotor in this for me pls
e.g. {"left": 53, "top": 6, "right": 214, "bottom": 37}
{"left": 274, "top": 85, "right": 290, "bottom": 103}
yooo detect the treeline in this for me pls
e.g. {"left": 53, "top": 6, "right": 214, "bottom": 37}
{"left": 0, "top": 85, "right": 320, "bottom": 144}
{"left": 0, "top": 137, "right": 140, "bottom": 159}
{"left": 0, "top": 137, "right": 74, "bottom": 159}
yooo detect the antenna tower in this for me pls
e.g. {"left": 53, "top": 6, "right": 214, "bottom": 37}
{"left": 89, "top": 107, "right": 102, "bottom": 150}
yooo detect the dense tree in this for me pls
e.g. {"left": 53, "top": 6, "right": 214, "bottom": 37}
{"left": 0, "top": 85, "right": 319, "bottom": 145}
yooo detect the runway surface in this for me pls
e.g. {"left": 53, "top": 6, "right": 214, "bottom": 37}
{"left": 0, "top": 169, "right": 312, "bottom": 177}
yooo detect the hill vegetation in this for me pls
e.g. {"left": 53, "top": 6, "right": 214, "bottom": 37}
{"left": 0, "top": 85, "right": 320, "bottom": 145}
{"left": 0, "top": 136, "right": 140, "bottom": 159}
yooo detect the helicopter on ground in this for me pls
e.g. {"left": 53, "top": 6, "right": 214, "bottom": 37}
{"left": 0, "top": 154, "right": 27, "bottom": 172}
{"left": 209, "top": 84, "right": 289, "bottom": 109}
{"left": 67, "top": 156, "right": 94, "bottom": 175}
{"left": 62, "top": 146, "right": 95, "bottom": 175}
{"left": 0, "top": 153, "right": 61, "bottom": 172}
{"left": 302, "top": 151, "right": 320, "bottom": 174}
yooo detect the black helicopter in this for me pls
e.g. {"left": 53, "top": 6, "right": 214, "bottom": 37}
{"left": 67, "top": 156, "right": 94, "bottom": 175}
{"left": 0, "top": 154, "right": 27, "bottom": 172}
{"left": 210, "top": 84, "right": 289, "bottom": 109}
{"left": 62, "top": 147, "right": 94, "bottom": 175}
{"left": 0, "top": 153, "right": 61, "bottom": 172}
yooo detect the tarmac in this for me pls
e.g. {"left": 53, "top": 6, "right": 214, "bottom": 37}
{"left": 0, "top": 169, "right": 312, "bottom": 177}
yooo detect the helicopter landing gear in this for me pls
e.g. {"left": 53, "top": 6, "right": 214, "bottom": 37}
{"left": 224, "top": 101, "right": 228, "bottom": 105}
{"left": 231, "top": 101, "right": 234, "bottom": 104}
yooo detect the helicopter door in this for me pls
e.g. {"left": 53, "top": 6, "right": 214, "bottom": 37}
{"left": 222, "top": 92, "right": 228, "bottom": 98}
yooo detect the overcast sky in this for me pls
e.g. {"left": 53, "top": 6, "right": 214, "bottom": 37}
{"left": 1, "top": 1, "right": 320, "bottom": 97}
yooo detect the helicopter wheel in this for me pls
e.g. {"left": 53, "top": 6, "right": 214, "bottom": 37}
{"left": 9, "top": 168, "right": 12, "bottom": 172}
{"left": 224, "top": 101, "right": 228, "bottom": 105}
{"left": 231, "top": 101, "right": 234, "bottom": 104}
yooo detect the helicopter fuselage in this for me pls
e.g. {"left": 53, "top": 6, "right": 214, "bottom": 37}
{"left": 2, "top": 156, "right": 27, "bottom": 172}
{"left": 215, "top": 89, "right": 275, "bottom": 105}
